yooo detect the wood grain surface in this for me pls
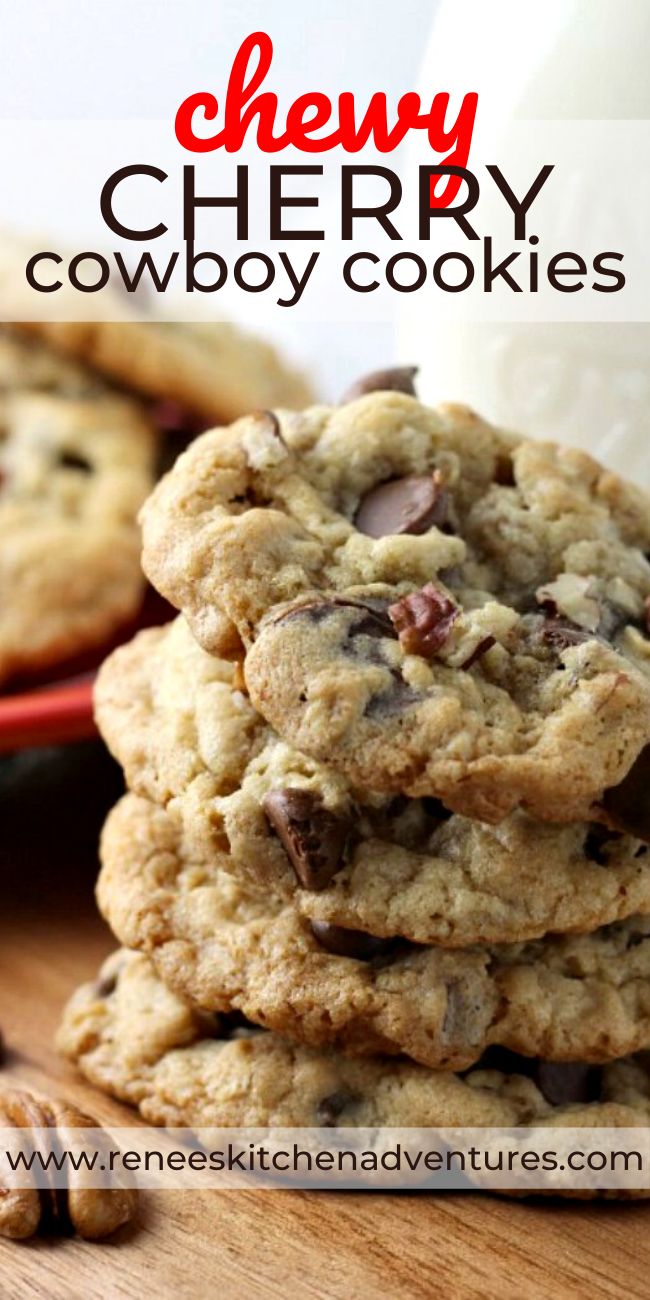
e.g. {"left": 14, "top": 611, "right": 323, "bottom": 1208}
{"left": 0, "top": 742, "right": 648, "bottom": 1300}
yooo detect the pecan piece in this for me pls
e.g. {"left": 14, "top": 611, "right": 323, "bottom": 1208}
{"left": 388, "top": 585, "right": 460, "bottom": 658}
{"left": 0, "top": 1087, "right": 138, "bottom": 1240}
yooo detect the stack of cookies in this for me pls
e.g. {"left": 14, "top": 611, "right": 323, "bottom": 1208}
{"left": 60, "top": 369, "right": 650, "bottom": 1183}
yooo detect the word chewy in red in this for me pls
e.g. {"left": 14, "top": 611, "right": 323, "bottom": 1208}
{"left": 175, "top": 31, "right": 477, "bottom": 206}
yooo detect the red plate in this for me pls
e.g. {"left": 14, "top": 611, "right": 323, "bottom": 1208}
{"left": 0, "top": 589, "right": 173, "bottom": 753}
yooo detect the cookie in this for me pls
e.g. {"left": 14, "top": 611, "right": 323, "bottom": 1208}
{"left": 0, "top": 327, "right": 109, "bottom": 398}
{"left": 96, "top": 794, "right": 650, "bottom": 1071}
{"left": 140, "top": 382, "right": 650, "bottom": 827}
{"left": 15, "top": 321, "right": 312, "bottom": 425}
{"left": 0, "top": 389, "right": 154, "bottom": 683}
{"left": 59, "top": 949, "right": 650, "bottom": 1194}
{"left": 95, "top": 619, "right": 650, "bottom": 948}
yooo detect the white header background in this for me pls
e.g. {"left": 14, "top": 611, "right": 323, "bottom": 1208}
{"left": 1, "top": 0, "right": 649, "bottom": 479}
{"left": 0, "top": 0, "right": 437, "bottom": 396}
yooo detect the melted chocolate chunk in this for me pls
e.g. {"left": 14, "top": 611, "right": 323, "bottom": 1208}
{"left": 354, "top": 472, "right": 449, "bottom": 539}
{"left": 388, "top": 585, "right": 460, "bottom": 658}
{"left": 341, "top": 366, "right": 418, "bottom": 401}
{"left": 309, "top": 921, "right": 401, "bottom": 962}
{"left": 603, "top": 744, "right": 650, "bottom": 843}
{"left": 534, "top": 1061, "right": 601, "bottom": 1107}
{"left": 645, "top": 595, "right": 650, "bottom": 636}
{"left": 263, "top": 788, "right": 350, "bottom": 890}
{"left": 316, "top": 1090, "right": 359, "bottom": 1126}
{"left": 276, "top": 597, "right": 394, "bottom": 640}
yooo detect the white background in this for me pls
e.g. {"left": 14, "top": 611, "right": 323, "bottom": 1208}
{"left": 0, "top": 0, "right": 439, "bottom": 396}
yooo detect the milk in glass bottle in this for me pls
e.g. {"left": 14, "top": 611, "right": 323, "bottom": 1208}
{"left": 398, "top": 0, "right": 650, "bottom": 482}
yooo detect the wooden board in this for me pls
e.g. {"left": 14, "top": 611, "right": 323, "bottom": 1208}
{"left": 0, "top": 744, "right": 648, "bottom": 1300}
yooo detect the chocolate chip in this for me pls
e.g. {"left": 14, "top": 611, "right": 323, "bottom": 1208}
{"left": 58, "top": 450, "right": 92, "bottom": 473}
{"left": 94, "top": 972, "right": 118, "bottom": 998}
{"left": 534, "top": 1061, "right": 601, "bottom": 1107}
{"left": 494, "top": 453, "right": 515, "bottom": 486}
{"left": 645, "top": 595, "right": 650, "bottom": 636}
{"left": 471, "top": 1051, "right": 601, "bottom": 1106}
{"left": 94, "top": 955, "right": 127, "bottom": 998}
{"left": 263, "top": 789, "right": 350, "bottom": 890}
{"left": 584, "top": 824, "right": 620, "bottom": 865}
{"left": 341, "top": 366, "right": 418, "bottom": 401}
{"left": 309, "top": 921, "right": 400, "bottom": 961}
{"left": 388, "top": 585, "right": 460, "bottom": 658}
{"left": 603, "top": 744, "right": 650, "bottom": 842}
{"left": 316, "top": 1090, "right": 358, "bottom": 1126}
{"left": 354, "top": 472, "right": 448, "bottom": 539}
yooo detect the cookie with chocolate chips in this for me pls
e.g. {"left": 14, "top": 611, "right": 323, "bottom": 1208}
{"left": 0, "top": 381, "right": 155, "bottom": 684}
{"left": 96, "top": 793, "right": 650, "bottom": 1070}
{"left": 15, "top": 319, "right": 312, "bottom": 426}
{"left": 95, "top": 618, "right": 650, "bottom": 946}
{"left": 140, "top": 374, "right": 650, "bottom": 824}
{"left": 58, "top": 949, "right": 650, "bottom": 1199}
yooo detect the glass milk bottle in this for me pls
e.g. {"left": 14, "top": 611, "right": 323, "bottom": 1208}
{"left": 398, "top": 0, "right": 650, "bottom": 483}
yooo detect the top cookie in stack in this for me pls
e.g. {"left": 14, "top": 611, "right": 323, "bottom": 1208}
{"left": 140, "top": 366, "right": 650, "bottom": 835}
